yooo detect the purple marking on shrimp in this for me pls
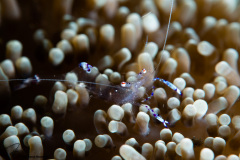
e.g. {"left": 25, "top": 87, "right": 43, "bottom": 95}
{"left": 79, "top": 62, "right": 93, "bottom": 73}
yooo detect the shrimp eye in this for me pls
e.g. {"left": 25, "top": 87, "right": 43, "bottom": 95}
{"left": 142, "top": 68, "right": 147, "bottom": 74}
{"left": 121, "top": 82, "right": 126, "bottom": 87}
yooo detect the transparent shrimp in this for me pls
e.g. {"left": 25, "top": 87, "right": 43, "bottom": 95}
{"left": 0, "top": 0, "right": 178, "bottom": 128}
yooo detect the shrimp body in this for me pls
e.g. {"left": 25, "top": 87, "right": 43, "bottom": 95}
{"left": 73, "top": 67, "right": 154, "bottom": 105}
{"left": 97, "top": 71, "right": 149, "bottom": 104}
{"left": 71, "top": 66, "right": 144, "bottom": 105}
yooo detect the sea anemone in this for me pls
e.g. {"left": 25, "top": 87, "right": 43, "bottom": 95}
{"left": 0, "top": 0, "right": 240, "bottom": 159}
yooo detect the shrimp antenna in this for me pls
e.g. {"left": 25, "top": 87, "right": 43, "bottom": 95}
{"left": 154, "top": 0, "right": 174, "bottom": 75}
{"left": 0, "top": 76, "right": 124, "bottom": 90}
{"left": 36, "top": 79, "right": 124, "bottom": 89}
